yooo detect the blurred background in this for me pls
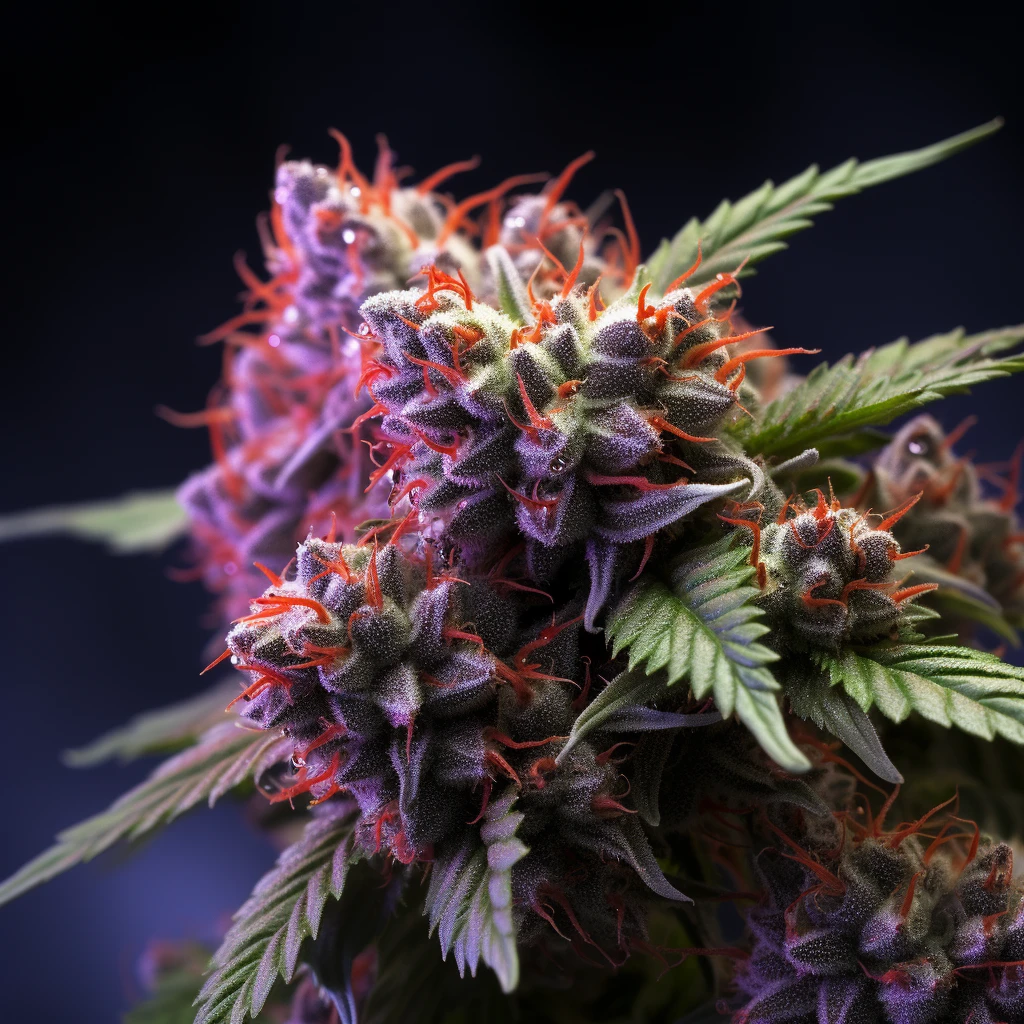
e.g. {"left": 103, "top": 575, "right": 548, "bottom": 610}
{"left": 1, "top": 2, "right": 1021, "bottom": 1019}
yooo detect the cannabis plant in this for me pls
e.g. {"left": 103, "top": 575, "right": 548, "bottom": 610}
{"left": 4, "top": 121, "right": 1024, "bottom": 1024}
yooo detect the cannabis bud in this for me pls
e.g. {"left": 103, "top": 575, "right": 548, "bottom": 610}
{"left": 721, "top": 491, "right": 936, "bottom": 651}
{"left": 874, "top": 414, "right": 1024, "bottom": 625}
{"left": 224, "top": 529, "right": 684, "bottom": 947}
{"left": 736, "top": 812, "right": 1024, "bottom": 1024}
{"left": 360, "top": 256, "right": 799, "bottom": 628}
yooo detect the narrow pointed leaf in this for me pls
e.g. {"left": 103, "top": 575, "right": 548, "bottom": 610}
{"left": 0, "top": 489, "right": 187, "bottom": 552}
{"left": 737, "top": 325, "right": 1024, "bottom": 460}
{"left": 425, "top": 788, "right": 526, "bottom": 993}
{"left": 822, "top": 644, "right": 1024, "bottom": 744}
{"left": 648, "top": 120, "right": 1002, "bottom": 291}
{"left": 63, "top": 680, "right": 242, "bottom": 767}
{"left": 0, "top": 723, "right": 288, "bottom": 907}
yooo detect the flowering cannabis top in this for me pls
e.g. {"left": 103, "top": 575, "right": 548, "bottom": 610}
{"left": 3, "top": 122, "right": 1024, "bottom": 1024}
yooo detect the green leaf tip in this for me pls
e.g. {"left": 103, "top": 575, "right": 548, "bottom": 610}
{"left": 0, "top": 724, "right": 287, "bottom": 909}
{"left": 648, "top": 119, "right": 1004, "bottom": 294}
{"left": 0, "top": 488, "right": 186, "bottom": 553}
{"left": 738, "top": 324, "right": 1024, "bottom": 461}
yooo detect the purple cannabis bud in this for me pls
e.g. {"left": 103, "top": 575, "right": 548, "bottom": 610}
{"left": 874, "top": 414, "right": 1024, "bottom": 623}
{"left": 735, "top": 808, "right": 1024, "bottom": 1024}
{"left": 174, "top": 139, "right": 612, "bottom": 625}
{"left": 722, "top": 490, "right": 937, "bottom": 652}
{"left": 359, "top": 255, "right": 800, "bottom": 628}
{"left": 222, "top": 528, "right": 684, "bottom": 949}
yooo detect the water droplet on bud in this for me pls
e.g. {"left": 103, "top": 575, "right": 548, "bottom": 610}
{"left": 342, "top": 228, "right": 357, "bottom": 245}
{"left": 549, "top": 455, "right": 569, "bottom": 473}
{"left": 290, "top": 754, "right": 306, "bottom": 770}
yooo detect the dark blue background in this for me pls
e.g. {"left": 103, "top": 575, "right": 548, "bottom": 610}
{"left": 2, "top": 3, "right": 1021, "bottom": 1020}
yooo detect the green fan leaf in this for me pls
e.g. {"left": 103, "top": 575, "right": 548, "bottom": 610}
{"left": 647, "top": 120, "right": 1002, "bottom": 292}
{"left": 64, "top": 680, "right": 241, "bottom": 767}
{"left": 0, "top": 489, "right": 186, "bottom": 553}
{"left": 737, "top": 325, "right": 1024, "bottom": 460}
{"left": 0, "top": 722, "right": 288, "bottom": 907}
{"left": 822, "top": 643, "right": 1024, "bottom": 744}
{"left": 597, "top": 537, "right": 810, "bottom": 773}
{"left": 194, "top": 807, "right": 359, "bottom": 1024}
{"left": 425, "top": 787, "right": 527, "bottom": 994}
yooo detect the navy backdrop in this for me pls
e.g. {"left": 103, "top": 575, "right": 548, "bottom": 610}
{"left": 1, "top": 2, "right": 1021, "bottom": 1020}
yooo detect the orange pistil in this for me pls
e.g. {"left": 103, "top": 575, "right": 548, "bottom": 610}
{"left": 680, "top": 326, "right": 774, "bottom": 367}
{"left": 665, "top": 242, "right": 704, "bottom": 292}
{"left": 646, "top": 415, "right": 716, "bottom": 444}
{"left": 876, "top": 492, "right": 924, "bottom": 532}
{"left": 714, "top": 347, "right": 818, "bottom": 385}
{"left": 436, "top": 173, "right": 549, "bottom": 247}
{"left": 415, "top": 155, "right": 481, "bottom": 195}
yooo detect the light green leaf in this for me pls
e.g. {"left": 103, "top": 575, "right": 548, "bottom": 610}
{"left": 596, "top": 537, "right": 810, "bottom": 772}
{"left": 0, "top": 723, "right": 288, "bottom": 908}
{"left": 737, "top": 325, "right": 1024, "bottom": 460}
{"left": 194, "top": 808, "right": 358, "bottom": 1024}
{"left": 425, "top": 788, "right": 527, "bottom": 993}
{"left": 648, "top": 120, "right": 1002, "bottom": 292}
{"left": 822, "top": 644, "right": 1024, "bottom": 744}
{"left": 0, "top": 489, "right": 186, "bottom": 553}
{"left": 485, "top": 246, "right": 532, "bottom": 324}
{"left": 64, "top": 680, "right": 241, "bottom": 767}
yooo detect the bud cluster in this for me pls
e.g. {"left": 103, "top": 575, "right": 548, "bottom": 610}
{"left": 224, "top": 531, "right": 682, "bottom": 948}
{"left": 360, "top": 254, "right": 793, "bottom": 627}
{"left": 177, "top": 142, "right": 613, "bottom": 623}
{"left": 874, "top": 414, "right": 1024, "bottom": 623}
{"left": 736, "top": 814, "right": 1024, "bottom": 1023}
{"left": 720, "top": 490, "right": 936, "bottom": 652}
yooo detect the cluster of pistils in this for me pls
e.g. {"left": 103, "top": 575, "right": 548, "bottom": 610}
{"left": 720, "top": 489, "right": 937, "bottom": 652}
{"left": 874, "top": 414, "right": 1024, "bottom": 617}
{"left": 735, "top": 799, "right": 1024, "bottom": 1024}
{"left": 360, "top": 249, "right": 807, "bottom": 627}
{"left": 494, "top": 151, "right": 609, "bottom": 300}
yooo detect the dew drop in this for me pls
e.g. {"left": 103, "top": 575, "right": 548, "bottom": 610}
{"left": 350, "top": 186, "right": 362, "bottom": 198}
{"left": 549, "top": 455, "right": 569, "bottom": 473}
{"left": 283, "top": 305, "right": 299, "bottom": 324}
{"left": 342, "top": 228, "right": 357, "bottom": 245}
{"left": 908, "top": 439, "right": 929, "bottom": 456}
{"left": 358, "top": 323, "right": 371, "bottom": 335}
{"left": 230, "top": 654, "right": 239, "bottom": 666}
